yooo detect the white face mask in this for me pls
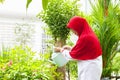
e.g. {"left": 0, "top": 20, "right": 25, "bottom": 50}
{"left": 70, "top": 33, "right": 78, "bottom": 44}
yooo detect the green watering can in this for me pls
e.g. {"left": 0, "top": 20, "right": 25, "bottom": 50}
{"left": 51, "top": 52, "right": 69, "bottom": 67}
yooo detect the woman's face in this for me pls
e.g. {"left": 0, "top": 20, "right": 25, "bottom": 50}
{"left": 71, "top": 29, "right": 78, "bottom": 36}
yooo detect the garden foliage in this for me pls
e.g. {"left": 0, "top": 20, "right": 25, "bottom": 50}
{"left": 0, "top": 46, "right": 58, "bottom": 80}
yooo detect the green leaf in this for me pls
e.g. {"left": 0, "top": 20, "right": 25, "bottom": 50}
{"left": 26, "top": 0, "right": 32, "bottom": 9}
{"left": 0, "top": 0, "right": 4, "bottom": 3}
{"left": 42, "top": 0, "right": 48, "bottom": 10}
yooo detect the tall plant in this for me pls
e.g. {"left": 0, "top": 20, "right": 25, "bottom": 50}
{"left": 37, "top": 0, "right": 80, "bottom": 79}
{"left": 90, "top": 0, "right": 120, "bottom": 77}
{"left": 38, "top": 0, "right": 80, "bottom": 47}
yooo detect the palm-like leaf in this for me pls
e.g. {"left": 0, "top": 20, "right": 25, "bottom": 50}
{"left": 90, "top": 0, "right": 120, "bottom": 77}
{"left": 42, "top": 0, "right": 48, "bottom": 10}
{"left": 26, "top": 0, "right": 32, "bottom": 9}
{"left": 26, "top": 0, "right": 49, "bottom": 10}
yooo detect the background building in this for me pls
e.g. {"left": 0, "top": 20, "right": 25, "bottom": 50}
{"left": 0, "top": 0, "right": 90, "bottom": 53}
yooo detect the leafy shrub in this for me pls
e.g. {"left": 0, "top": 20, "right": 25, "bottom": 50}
{"left": 0, "top": 45, "right": 58, "bottom": 80}
{"left": 38, "top": 0, "right": 80, "bottom": 42}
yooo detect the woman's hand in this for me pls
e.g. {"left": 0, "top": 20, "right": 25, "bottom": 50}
{"left": 54, "top": 47, "right": 62, "bottom": 52}
{"left": 54, "top": 45, "right": 72, "bottom": 53}
{"left": 62, "top": 45, "right": 72, "bottom": 51}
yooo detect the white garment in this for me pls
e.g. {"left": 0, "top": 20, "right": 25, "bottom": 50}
{"left": 62, "top": 50, "right": 102, "bottom": 80}
{"left": 77, "top": 56, "right": 102, "bottom": 80}
{"left": 62, "top": 50, "right": 73, "bottom": 60}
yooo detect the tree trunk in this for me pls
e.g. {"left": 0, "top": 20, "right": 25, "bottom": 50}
{"left": 104, "top": 0, "right": 110, "bottom": 17}
{"left": 55, "top": 39, "right": 67, "bottom": 80}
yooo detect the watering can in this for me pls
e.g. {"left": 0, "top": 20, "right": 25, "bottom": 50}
{"left": 51, "top": 52, "right": 69, "bottom": 67}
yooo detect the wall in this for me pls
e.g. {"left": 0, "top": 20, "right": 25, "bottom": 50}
{"left": 0, "top": 17, "right": 44, "bottom": 53}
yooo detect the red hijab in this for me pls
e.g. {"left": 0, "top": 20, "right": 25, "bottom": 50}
{"left": 67, "top": 16, "right": 102, "bottom": 60}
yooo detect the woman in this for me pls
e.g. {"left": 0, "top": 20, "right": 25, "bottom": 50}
{"left": 57, "top": 16, "right": 103, "bottom": 80}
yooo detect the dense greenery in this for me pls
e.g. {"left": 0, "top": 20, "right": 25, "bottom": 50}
{"left": 0, "top": 46, "right": 58, "bottom": 80}
{"left": 90, "top": 0, "right": 120, "bottom": 77}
